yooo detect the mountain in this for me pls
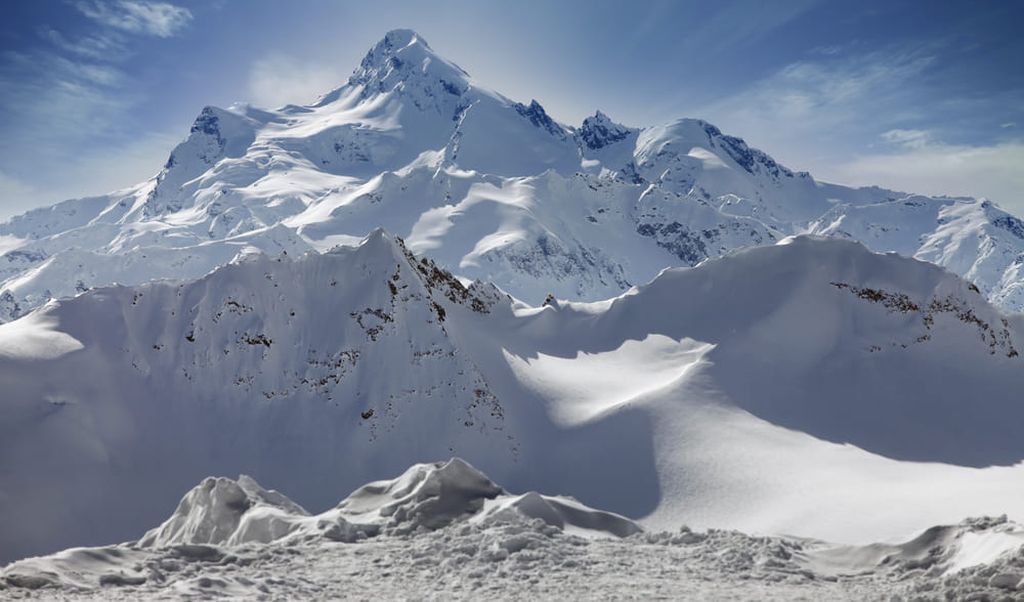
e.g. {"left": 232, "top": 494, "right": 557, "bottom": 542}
{"left": 2, "top": 230, "right": 1023, "bottom": 563}
{"left": 3, "top": 460, "right": 1023, "bottom": 599}
{"left": 2, "top": 29, "right": 1024, "bottom": 322}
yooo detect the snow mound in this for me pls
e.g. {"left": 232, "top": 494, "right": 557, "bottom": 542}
{"left": 478, "top": 492, "right": 642, "bottom": 538}
{"left": 331, "top": 458, "right": 643, "bottom": 538}
{"left": 808, "top": 515, "right": 1024, "bottom": 579}
{"left": 138, "top": 475, "right": 308, "bottom": 547}
{"left": 2, "top": 466, "right": 1021, "bottom": 601}
{"left": 335, "top": 458, "right": 503, "bottom": 533}
{"left": 129, "top": 459, "right": 642, "bottom": 551}
{"left": 319, "top": 458, "right": 643, "bottom": 540}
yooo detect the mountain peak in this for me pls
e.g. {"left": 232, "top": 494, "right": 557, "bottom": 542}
{"left": 350, "top": 28, "right": 468, "bottom": 91}
{"left": 359, "top": 29, "right": 433, "bottom": 69}
{"left": 580, "top": 110, "right": 633, "bottom": 149}
{"left": 513, "top": 99, "right": 566, "bottom": 138}
{"left": 381, "top": 28, "right": 429, "bottom": 50}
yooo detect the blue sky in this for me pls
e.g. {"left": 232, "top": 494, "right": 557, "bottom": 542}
{"left": 1, "top": 0, "right": 1022, "bottom": 219}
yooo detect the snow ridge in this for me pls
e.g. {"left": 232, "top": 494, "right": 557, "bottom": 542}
{"left": 2, "top": 231, "right": 1024, "bottom": 564}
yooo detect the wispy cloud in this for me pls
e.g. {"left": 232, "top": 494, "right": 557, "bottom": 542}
{"left": 247, "top": 54, "right": 345, "bottom": 108}
{"left": 703, "top": 49, "right": 936, "bottom": 133}
{"left": 880, "top": 128, "right": 933, "bottom": 149}
{"left": 3, "top": 1, "right": 195, "bottom": 145}
{"left": 74, "top": 0, "right": 193, "bottom": 38}
{"left": 0, "top": 47, "right": 134, "bottom": 138}
{"left": 37, "top": 26, "right": 128, "bottom": 61}
{"left": 0, "top": 0, "right": 195, "bottom": 217}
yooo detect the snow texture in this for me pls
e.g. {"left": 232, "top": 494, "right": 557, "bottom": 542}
{"left": 3, "top": 463, "right": 1022, "bottom": 600}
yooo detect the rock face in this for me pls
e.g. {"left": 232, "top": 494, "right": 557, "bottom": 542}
{"left": 1, "top": 30, "right": 1023, "bottom": 321}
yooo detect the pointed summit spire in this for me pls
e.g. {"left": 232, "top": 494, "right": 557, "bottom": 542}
{"left": 579, "top": 110, "right": 633, "bottom": 150}
{"left": 350, "top": 28, "right": 468, "bottom": 89}
{"left": 312, "top": 28, "right": 472, "bottom": 112}
{"left": 357, "top": 29, "right": 433, "bottom": 74}
{"left": 381, "top": 28, "right": 430, "bottom": 50}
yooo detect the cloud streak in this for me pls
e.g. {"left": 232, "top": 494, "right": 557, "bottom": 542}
{"left": 75, "top": 0, "right": 193, "bottom": 38}
{"left": 0, "top": 1, "right": 194, "bottom": 217}
{"left": 880, "top": 128, "right": 933, "bottom": 149}
{"left": 38, "top": 26, "right": 129, "bottom": 61}
{"left": 700, "top": 48, "right": 937, "bottom": 138}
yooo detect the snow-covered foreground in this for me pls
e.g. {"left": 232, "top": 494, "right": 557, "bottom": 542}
{"left": 4, "top": 460, "right": 1024, "bottom": 600}
{"left": 2, "top": 230, "right": 1024, "bottom": 565}
{"left": 3, "top": 29, "right": 1024, "bottom": 324}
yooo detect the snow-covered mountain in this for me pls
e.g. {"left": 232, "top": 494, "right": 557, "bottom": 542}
{"left": 2, "top": 28, "right": 1024, "bottom": 322}
{"left": 2, "top": 230, "right": 1023, "bottom": 563}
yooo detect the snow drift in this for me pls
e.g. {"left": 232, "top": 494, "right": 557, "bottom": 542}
{"left": 138, "top": 458, "right": 640, "bottom": 550}
{"left": 2, "top": 460, "right": 1022, "bottom": 600}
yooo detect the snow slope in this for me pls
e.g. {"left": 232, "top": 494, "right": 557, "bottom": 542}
{"left": 2, "top": 231, "right": 1023, "bottom": 563}
{"left": 3, "top": 462, "right": 1022, "bottom": 600}
{"left": 2, "top": 29, "right": 1023, "bottom": 320}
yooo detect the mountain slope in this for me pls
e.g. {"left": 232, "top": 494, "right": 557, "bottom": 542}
{"left": 1, "top": 231, "right": 1022, "bottom": 563}
{"left": 1, "top": 30, "right": 1023, "bottom": 320}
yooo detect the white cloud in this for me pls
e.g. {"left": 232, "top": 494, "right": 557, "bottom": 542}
{"left": 75, "top": 0, "right": 193, "bottom": 38}
{"left": 0, "top": 49, "right": 134, "bottom": 144}
{"left": 880, "top": 128, "right": 933, "bottom": 149}
{"left": 827, "top": 140, "right": 1024, "bottom": 213}
{"left": 246, "top": 54, "right": 345, "bottom": 109}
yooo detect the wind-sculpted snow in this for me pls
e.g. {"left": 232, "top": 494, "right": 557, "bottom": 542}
{"left": 1, "top": 30, "right": 1023, "bottom": 320}
{"left": 3, "top": 462, "right": 1022, "bottom": 600}
{"left": 134, "top": 459, "right": 641, "bottom": 550}
{"left": 2, "top": 231, "right": 1024, "bottom": 564}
